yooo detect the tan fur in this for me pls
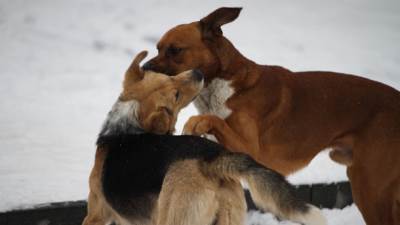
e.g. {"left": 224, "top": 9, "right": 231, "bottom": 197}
{"left": 121, "top": 57, "right": 204, "bottom": 134}
{"left": 157, "top": 160, "right": 246, "bottom": 225}
{"left": 82, "top": 147, "right": 114, "bottom": 225}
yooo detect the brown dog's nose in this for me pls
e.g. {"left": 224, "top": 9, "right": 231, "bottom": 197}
{"left": 142, "top": 61, "right": 154, "bottom": 71}
{"left": 192, "top": 69, "right": 204, "bottom": 82}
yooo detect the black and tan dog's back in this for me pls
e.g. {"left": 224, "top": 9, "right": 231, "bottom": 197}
{"left": 82, "top": 51, "right": 326, "bottom": 225}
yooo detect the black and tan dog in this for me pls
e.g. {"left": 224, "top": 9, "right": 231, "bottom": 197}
{"left": 82, "top": 51, "right": 325, "bottom": 225}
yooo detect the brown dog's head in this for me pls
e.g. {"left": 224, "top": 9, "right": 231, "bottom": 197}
{"left": 121, "top": 51, "right": 204, "bottom": 134}
{"left": 142, "top": 7, "right": 242, "bottom": 82}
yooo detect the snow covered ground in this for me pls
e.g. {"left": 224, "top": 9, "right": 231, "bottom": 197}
{"left": 247, "top": 205, "right": 365, "bottom": 225}
{"left": 1, "top": 0, "right": 400, "bottom": 224}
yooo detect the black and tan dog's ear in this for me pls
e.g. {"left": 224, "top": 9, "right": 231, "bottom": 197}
{"left": 125, "top": 50, "right": 148, "bottom": 82}
{"left": 200, "top": 7, "right": 242, "bottom": 38}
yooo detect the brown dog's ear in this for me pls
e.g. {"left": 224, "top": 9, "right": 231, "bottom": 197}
{"left": 125, "top": 50, "right": 148, "bottom": 82}
{"left": 200, "top": 7, "right": 242, "bottom": 39}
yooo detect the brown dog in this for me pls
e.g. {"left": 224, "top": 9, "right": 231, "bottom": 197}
{"left": 82, "top": 51, "right": 325, "bottom": 225}
{"left": 143, "top": 7, "right": 400, "bottom": 225}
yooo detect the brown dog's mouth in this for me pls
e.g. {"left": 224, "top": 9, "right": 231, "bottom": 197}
{"left": 142, "top": 61, "right": 175, "bottom": 76}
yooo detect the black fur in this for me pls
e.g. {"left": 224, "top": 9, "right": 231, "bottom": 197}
{"left": 98, "top": 133, "right": 224, "bottom": 219}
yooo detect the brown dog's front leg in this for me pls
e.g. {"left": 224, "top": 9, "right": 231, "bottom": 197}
{"left": 183, "top": 115, "right": 257, "bottom": 155}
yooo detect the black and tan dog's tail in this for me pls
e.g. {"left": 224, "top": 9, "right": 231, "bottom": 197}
{"left": 202, "top": 152, "right": 326, "bottom": 225}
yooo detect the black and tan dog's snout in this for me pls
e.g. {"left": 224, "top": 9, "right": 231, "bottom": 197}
{"left": 191, "top": 69, "right": 204, "bottom": 82}
{"left": 175, "top": 69, "right": 204, "bottom": 84}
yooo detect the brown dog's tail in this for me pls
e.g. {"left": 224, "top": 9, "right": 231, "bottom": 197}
{"left": 201, "top": 152, "right": 326, "bottom": 225}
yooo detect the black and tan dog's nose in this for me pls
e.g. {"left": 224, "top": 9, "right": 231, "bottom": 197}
{"left": 192, "top": 69, "right": 204, "bottom": 82}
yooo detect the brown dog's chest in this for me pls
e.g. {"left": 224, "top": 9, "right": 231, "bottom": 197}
{"left": 194, "top": 78, "right": 235, "bottom": 119}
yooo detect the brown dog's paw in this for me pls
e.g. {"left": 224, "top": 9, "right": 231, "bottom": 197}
{"left": 182, "top": 115, "right": 216, "bottom": 136}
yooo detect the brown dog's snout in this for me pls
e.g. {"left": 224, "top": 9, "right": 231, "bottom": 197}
{"left": 142, "top": 57, "right": 172, "bottom": 75}
{"left": 142, "top": 60, "right": 155, "bottom": 71}
{"left": 191, "top": 69, "right": 204, "bottom": 82}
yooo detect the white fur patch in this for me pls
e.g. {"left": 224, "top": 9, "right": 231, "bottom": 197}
{"left": 194, "top": 78, "right": 234, "bottom": 119}
{"left": 204, "top": 134, "right": 218, "bottom": 142}
{"left": 193, "top": 78, "right": 234, "bottom": 143}
{"left": 100, "top": 100, "right": 141, "bottom": 136}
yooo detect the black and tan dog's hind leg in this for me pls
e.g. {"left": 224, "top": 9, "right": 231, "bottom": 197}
{"left": 82, "top": 148, "right": 114, "bottom": 225}
{"left": 156, "top": 159, "right": 246, "bottom": 225}
{"left": 214, "top": 181, "right": 246, "bottom": 225}
{"left": 156, "top": 160, "right": 220, "bottom": 225}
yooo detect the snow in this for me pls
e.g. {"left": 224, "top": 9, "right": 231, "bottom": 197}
{"left": 247, "top": 204, "right": 365, "bottom": 225}
{"left": 1, "top": 0, "right": 400, "bottom": 224}
{"left": 287, "top": 150, "right": 347, "bottom": 185}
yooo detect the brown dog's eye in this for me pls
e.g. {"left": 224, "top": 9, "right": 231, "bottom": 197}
{"left": 175, "top": 91, "right": 180, "bottom": 101}
{"left": 167, "top": 46, "right": 182, "bottom": 56}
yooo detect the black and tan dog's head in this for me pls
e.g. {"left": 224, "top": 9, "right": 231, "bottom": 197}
{"left": 142, "top": 7, "right": 242, "bottom": 82}
{"left": 120, "top": 51, "right": 204, "bottom": 134}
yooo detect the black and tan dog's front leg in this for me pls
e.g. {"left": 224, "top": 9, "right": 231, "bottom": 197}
{"left": 183, "top": 114, "right": 259, "bottom": 157}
